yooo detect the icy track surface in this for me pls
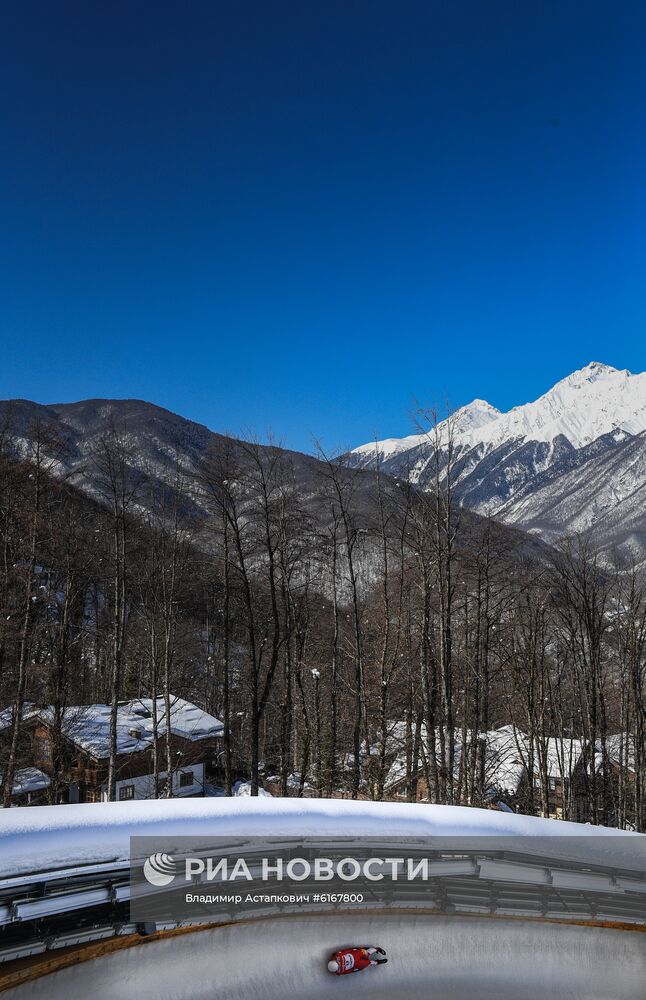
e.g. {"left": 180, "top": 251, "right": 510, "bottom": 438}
{"left": 5, "top": 913, "right": 646, "bottom": 1000}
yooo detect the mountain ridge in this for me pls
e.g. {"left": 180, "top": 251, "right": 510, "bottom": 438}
{"left": 350, "top": 362, "right": 646, "bottom": 567}
{"left": 0, "top": 394, "right": 552, "bottom": 575}
{"left": 2, "top": 363, "right": 644, "bottom": 566}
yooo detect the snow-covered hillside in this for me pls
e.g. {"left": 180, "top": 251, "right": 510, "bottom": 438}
{"left": 350, "top": 363, "right": 646, "bottom": 565}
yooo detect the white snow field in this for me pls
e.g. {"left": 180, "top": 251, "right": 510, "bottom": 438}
{"left": 4, "top": 913, "right": 646, "bottom": 1000}
{"left": 1, "top": 800, "right": 645, "bottom": 998}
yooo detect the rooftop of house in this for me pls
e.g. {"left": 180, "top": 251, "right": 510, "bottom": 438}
{"left": 594, "top": 732, "right": 635, "bottom": 773}
{"left": 384, "top": 723, "right": 587, "bottom": 796}
{"left": 36, "top": 696, "right": 224, "bottom": 760}
{"left": 0, "top": 766, "right": 50, "bottom": 796}
{"left": 0, "top": 703, "right": 38, "bottom": 733}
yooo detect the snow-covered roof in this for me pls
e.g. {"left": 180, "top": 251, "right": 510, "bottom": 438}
{"left": 0, "top": 766, "right": 50, "bottom": 796}
{"left": 0, "top": 702, "right": 38, "bottom": 733}
{"left": 595, "top": 733, "right": 635, "bottom": 773}
{"left": 383, "top": 724, "right": 473, "bottom": 791}
{"left": 541, "top": 736, "right": 585, "bottom": 778}
{"left": 483, "top": 727, "right": 585, "bottom": 793}
{"left": 483, "top": 726, "right": 527, "bottom": 795}
{"left": 38, "top": 696, "right": 223, "bottom": 759}
{"left": 384, "top": 723, "right": 585, "bottom": 796}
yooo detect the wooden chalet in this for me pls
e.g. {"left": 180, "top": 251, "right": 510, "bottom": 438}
{"left": 30, "top": 695, "right": 224, "bottom": 803}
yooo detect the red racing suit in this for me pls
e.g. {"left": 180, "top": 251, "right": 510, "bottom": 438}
{"left": 330, "top": 948, "right": 376, "bottom": 975}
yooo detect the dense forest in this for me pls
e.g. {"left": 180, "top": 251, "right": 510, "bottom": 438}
{"left": 0, "top": 413, "right": 644, "bottom": 829}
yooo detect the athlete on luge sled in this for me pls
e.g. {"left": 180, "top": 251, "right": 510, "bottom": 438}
{"left": 327, "top": 946, "right": 387, "bottom": 975}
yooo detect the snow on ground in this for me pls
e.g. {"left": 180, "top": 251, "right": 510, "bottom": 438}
{"left": 232, "top": 780, "right": 272, "bottom": 797}
{"left": 0, "top": 798, "right": 641, "bottom": 879}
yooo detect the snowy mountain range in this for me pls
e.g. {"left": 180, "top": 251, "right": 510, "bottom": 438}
{"left": 2, "top": 362, "right": 644, "bottom": 567}
{"left": 0, "top": 396, "right": 547, "bottom": 569}
{"left": 350, "top": 362, "right": 646, "bottom": 566}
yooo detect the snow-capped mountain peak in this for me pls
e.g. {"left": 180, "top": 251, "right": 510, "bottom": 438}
{"left": 494, "top": 362, "right": 643, "bottom": 449}
{"left": 450, "top": 398, "right": 501, "bottom": 434}
{"left": 353, "top": 362, "right": 646, "bottom": 461}
{"left": 557, "top": 361, "right": 630, "bottom": 385}
{"left": 558, "top": 361, "right": 629, "bottom": 387}
{"left": 350, "top": 397, "right": 501, "bottom": 462}
{"left": 349, "top": 362, "right": 646, "bottom": 566}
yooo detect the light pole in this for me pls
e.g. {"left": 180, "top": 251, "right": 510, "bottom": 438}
{"left": 311, "top": 669, "right": 321, "bottom": 796}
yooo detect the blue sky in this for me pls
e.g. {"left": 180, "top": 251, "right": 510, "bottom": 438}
{"left": 1, "top": 2, "right": 645, "bottom": 452}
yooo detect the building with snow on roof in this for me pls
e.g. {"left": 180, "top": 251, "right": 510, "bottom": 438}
{"left": 383, "top": 722, "right": 587, "bottom": 820}
{"left": 26, "top": 695, "right": 224, "bottom": 804}
{"left": 0, "top": 766, "right": 50, "bottom": 805}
